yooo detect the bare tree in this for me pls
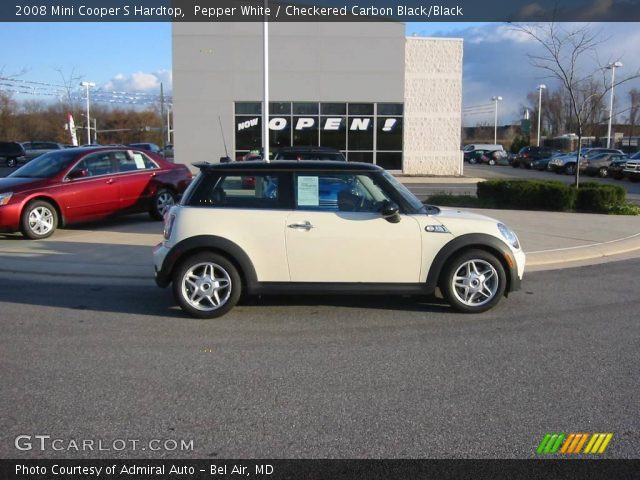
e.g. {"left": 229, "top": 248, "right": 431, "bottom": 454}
{"left": 513, "top": 22, "right": 640, "bottom": 187}
{"left": 629, "top": 88, "right": 640, "bottom": 139}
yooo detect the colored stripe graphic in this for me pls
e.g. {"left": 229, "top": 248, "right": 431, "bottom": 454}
{"left": 539, "top": 433, "right": 613, "bottom": 455}
{"left": 537, "top": 433, "right": 565, "bottom": 454}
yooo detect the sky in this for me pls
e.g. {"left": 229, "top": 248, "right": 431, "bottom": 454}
{"left": 1, "top": 21, "right": 639, "bottom": 126}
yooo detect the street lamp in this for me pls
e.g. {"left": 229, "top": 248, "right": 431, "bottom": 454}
{"left": 537, "top": 84, "right": 546, "bottom": 146}
{"left": 262, "top": 0, "right": 270, "bottom": 163}
{"left": 606, "top": 61, "right": 623, "bottom": 148}
{"left": 492, "top": 96, "right": 503, "bottom": 145}
{"left": 80, "top": 81, "right": 96, "bottom": 145}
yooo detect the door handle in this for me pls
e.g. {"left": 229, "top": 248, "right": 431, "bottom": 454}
{"left": 287, "top": 221, "right": 314, "bottom": 231}
{"left": 106, "top": 178, "right": 115, "bottom": 184}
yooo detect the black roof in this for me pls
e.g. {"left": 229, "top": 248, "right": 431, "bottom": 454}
{"left": 194, "top": 160, "right": 383, "bottom": 172}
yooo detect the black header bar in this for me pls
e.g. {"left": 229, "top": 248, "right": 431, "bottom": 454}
{"left": 3, "top": 0, "right": 640, "bottom": 22}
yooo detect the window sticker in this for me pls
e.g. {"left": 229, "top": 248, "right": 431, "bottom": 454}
{"left": 297, "top": 176, "right": 319, "bottom": 206}
{"left": 133, "top": 153, "right": 146, "bottom": 169}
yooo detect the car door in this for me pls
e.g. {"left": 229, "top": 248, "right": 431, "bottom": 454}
{"left": 61, "top": 151, "right": 121, "bottom": 220}
{"left": 285, "top": 172, "right": 422, "bottom": 283}
{"left": 115, "top": 150, "right": 158, "bottom": 211}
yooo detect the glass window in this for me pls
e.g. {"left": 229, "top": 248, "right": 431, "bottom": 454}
{"left": 348, "top": 103, "right": 374, "bottom": 115}
{"left": 118, "top": 151, "right": 158, "bottom": 172}
{"left": 269, "top": 102, "right": 290, "bottom": 115}
{"left": 347, "top": 117, "right": 373, "bottom": 150}
{"left": 235, "top": 102, "right": 262, "bottom": 115}
{"left": 347, "top": 152, "right": 373, "bottom": 163}
{"left": 320, "top": 117, "right": 346, "bottom": 150}
{"left": 377, "top": 103, "right": 404, "bottom": 116}
{"left": 235, "top": 115, "right": 262, "bottom": 151}
{"left": 376, "top": 117, "right": 403, "bottom": 151}
{"left": 321, "top": 103, "right": 346, "bottom": 115}
{"left": 9, "top": 150, "right": 78, "bottom": 178}
{"left": 70, "top": 152, "right": 118, "bottom": 177}
{"left": 269, "top": 116, "right": 291, "bottom": 150}
{"left": 187, "top": 173, "right": 285, "bottom": 209}
{"left": 292, "top": 102, "right": 319, "bottom": 115}
{"left": 294, "top": 173, "right": 392, "bottom": 212}
{"left": 292, "top": 116, "right": 319, "bottom": 146}
{"left": 376, "top": 152, "right": 402, "bottom": 170}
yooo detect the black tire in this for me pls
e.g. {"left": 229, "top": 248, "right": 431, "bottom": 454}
{"left": 149, "top": 188, "right": 176, "bottom": 220}
{"left": 172, "top": 252, "right": 241, "bottom": 319}
{"left": 7, "top": 158, "right": 17, "bottom": 168}
{"left": 440, "top": 249, "right": 507, "bottom": 314}
{"left": 598, "top": 167, "right": 608, "bottom": 178}
{"left": 565, "top": 164, "right": 576, "bottom": 175}
{"left": 469, "top": 158, "right": 477, "bottom": 165}
{"left": 488, "top": 159, "right": 496, "bottom": 166}
{"left": 20, "top": 200, "right": 58, "bottom": 240}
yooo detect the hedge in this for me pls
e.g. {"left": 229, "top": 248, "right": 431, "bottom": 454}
{"left": 575, "top": 182, "right": 627, "bottom": 213}
{"left": 477, "top": 180, "right": 576, "bottom": 211}
{"left": 476, "top": 180, "right": 626, "bottom": 212}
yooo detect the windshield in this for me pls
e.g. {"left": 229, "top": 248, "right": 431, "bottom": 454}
{"left": 382, "top": 171, "right": 427, "bottom": 213}
{"left": 9, "top": 150, "right": 78, "bottom": 178}
{"left": 631, "top": 151, "right": 640, "bottom": 160}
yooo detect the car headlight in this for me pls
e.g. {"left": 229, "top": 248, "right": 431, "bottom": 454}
{"left": 0, "top": 192, "right": 13, "bottom": 206}
{"left": 497, "top": 223, "right": 520, "bottom": 249}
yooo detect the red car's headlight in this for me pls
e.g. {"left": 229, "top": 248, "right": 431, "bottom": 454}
{"left": 0, "top": 192, "right": 13, "bottom": 206}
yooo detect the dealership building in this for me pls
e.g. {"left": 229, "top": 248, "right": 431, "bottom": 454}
{"left": 172, "top": 22, "right": 463, "bottom": 175}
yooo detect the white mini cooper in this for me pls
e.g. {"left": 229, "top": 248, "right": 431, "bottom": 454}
{"left": 153, "top": 161, "right": 525, "bottom": 318}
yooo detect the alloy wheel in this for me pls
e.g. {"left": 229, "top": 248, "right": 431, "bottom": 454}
{"left": 181, "top": 262, "right": 232, "bottom": 312}
{"left": 451, "top": 259, "right": 499, "bottom": 308}
{"left": 28, "top": 206, "right": 55, "bottom": 236}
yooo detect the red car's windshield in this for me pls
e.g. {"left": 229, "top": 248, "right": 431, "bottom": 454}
{"left": 9, "top": 150, "right": 79, "bottom": 178}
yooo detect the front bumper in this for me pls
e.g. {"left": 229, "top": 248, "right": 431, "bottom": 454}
{"left": 0, "top": 203, "right": 22, "bottom": 232}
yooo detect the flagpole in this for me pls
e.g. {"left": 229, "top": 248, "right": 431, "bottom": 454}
{"left": 262, "top": 0, "right": 270, "bottom": 163}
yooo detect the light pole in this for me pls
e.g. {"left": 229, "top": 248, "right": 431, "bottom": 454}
{"left": 492, "top": 96, "right": 502, "bottom": 145}
{"left": 80, "top": 81, "right": 96, "bottom": 145}
{"left": 262, "top": 0, "right": 270, "bottom": 163}
{"left": 606, "top": 61, "right": 623, "bottom": 148}
{"left": 537, "top": 84, "right": 546, "bottom": 146}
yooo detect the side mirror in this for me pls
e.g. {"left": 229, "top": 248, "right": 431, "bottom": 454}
{"left": 381, "top": 202, "right": 401, "bottom": 224}
{"left": 68, "top": 169, "right": 89, "bottom": 180}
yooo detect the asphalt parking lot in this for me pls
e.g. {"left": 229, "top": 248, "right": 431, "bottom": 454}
{"left": 1, "top": 161, "right": 639, "bottom": 460}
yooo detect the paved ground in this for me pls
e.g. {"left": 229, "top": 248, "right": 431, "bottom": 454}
{"left": 1, "top": 259, "right": 638, "bottom": 459}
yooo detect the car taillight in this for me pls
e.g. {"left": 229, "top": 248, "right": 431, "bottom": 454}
{"left": 163, "top": 212, "right": 176, "bottom": 240}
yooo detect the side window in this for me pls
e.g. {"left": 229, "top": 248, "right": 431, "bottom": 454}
{"left": 294, "top": 173, "right": 392, "bottom": 213}
{"left": 187, "top": 173, "right": 284, "bottom": 209}
{"left": 69, "top": 152, "right": 117, "bottom": 177}
{"left": 118, "top": 151, "right": 158, "bottom": 172}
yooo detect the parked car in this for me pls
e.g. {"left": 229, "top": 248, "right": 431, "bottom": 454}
{"left": 478, "top": 150, "right": 509, "bottom": 166}
{"left": 623, "top": 158, "right": 640, "bottom": 182}
{"left": 548, "top": 148, "right": 624, "bottom": 174}
{"left": 163, "top": 144, "right": 174, "bottom": 160}
{"left": 128, "top": 143, "right": 163, "bottom": 156}
{"left": 0, "top": 147, "right": 192, "bottom": 239}
{"left": 511, "top": 146, "right": 555, "bottom": 169}
{"left": 464, "top": 149, "right": 491, "bottom": 164}
{"left": 153, "top": 160, "right": 525, "bottom": 318}
{"left": 463, "top": 144, "right": 504, "bottom": 153}
{"left": 0, "top": 141, "right": 27, "bottom": 167}
{"left": 273, "top": 146, "right": 346, "bottom": 161}
{"left": 579, "top": 152, "right": 628, "bottom": 178}
{"left": 22, "top": 141, "right": 65, "bottom": 161}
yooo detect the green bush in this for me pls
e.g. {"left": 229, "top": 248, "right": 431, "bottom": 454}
{"left": 477, "top": 179, "right": 576, "bottom": 211}
{"left": 574, "top": 182, "right": 627, "bottom": 213}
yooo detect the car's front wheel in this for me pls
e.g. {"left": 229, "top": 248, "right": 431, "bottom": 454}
{"left": 7, "top": 158, "right": 17, "bottom": 168}
{"left": 21, "top": 200, "right": 58, "bottom": 239}
{"left": 150, "top": 188, "right": 176, "bottom": 220}
{"left": 173, "top": 252, "right": 241, "bottom": 318}
{"left": 565, "top": 163, "right": 577, "bottom": 175}
{"left": 598, "top": 167, "right": 608, "bottom": 178}
{"left": 441, "top": 249, "right": 507, "bottom": 313}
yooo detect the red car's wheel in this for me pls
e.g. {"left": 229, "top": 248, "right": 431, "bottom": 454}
{"left": 21, "top": 200, "right": 58, "bottom": 240}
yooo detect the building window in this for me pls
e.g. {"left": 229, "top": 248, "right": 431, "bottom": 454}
{"left": 234, "top": 102, "right": 403, "bottom": 169}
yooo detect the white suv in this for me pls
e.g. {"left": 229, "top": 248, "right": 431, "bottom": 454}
{"left": 153, "top": 161, "right": 525, "bottom": 318}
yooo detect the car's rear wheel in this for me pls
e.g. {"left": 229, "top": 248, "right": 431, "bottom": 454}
{"left": 488, "top": 159, "right": 496, "bottom": 166}
{"left": 468, "top": 158, "right": 477, "bottom": 165}
{"left": 565, "top": 164, "right": 577, "bottom": 175}
{"left": 173, "top": 252, "right": 241, "bottom": 319}
{"left": 21, "top": 200, "right": 57, "bottom": 239}
{"left": 441, "top": 249, "right": 507, "bottom": 313}
{"left": 150, "top": 188, "right": 176, "bottom": 220}
{"left": 7, "top": 158, "right": 17, "bottom": 168}
{"left": 598, "top": 167, "right": 608, "bottom": 178}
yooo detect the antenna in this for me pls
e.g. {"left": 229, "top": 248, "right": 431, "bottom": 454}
{"left": 218, "top": 116, "right": 230, "bottom": 160}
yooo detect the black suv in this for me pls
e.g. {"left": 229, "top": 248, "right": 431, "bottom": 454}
{"left": 511, "top": 146, "right": 554, "bottom": 169}
{"left": 0, "top": 142, "right": 27, "bottom": 167}
{"left": 273, "top": 146, "right": 346, "bottom": 161}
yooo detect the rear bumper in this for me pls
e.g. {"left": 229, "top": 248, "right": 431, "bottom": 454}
{"left": 153, "top": 242, "right": 171, "bottom": 287}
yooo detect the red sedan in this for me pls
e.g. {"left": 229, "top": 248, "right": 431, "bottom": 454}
{"left": 0, "top": 146, "right": 192, "bottom": 239}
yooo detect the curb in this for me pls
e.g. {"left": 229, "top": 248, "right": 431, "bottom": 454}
{"left": 526, "top": 233, "right": 640, "bottom": 267}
